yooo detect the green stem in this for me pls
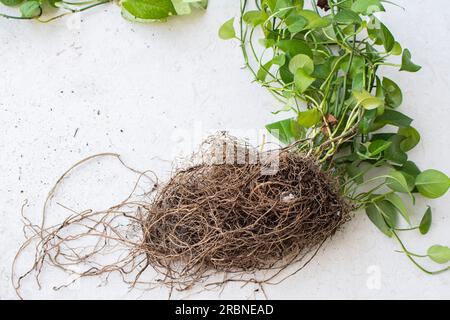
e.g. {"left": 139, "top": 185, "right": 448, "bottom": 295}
{"left": 392, "top": 231, "right": 450, "bottom": 275}
{"left": 38, "top": 0, "right": 111, "bottom": 23}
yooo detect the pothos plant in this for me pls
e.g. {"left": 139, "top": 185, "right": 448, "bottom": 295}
{"left": 220, "top": 0, "right": 450, "bottom": 273}
{"left": 0, "top": 0, "right": 207, "bottom": 22}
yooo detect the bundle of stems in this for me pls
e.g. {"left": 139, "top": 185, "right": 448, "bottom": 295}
{"left": 219, "top": 0, "right": 450, "bottom": 273}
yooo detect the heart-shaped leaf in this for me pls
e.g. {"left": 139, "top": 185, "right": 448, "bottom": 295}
{"left": 391, "top": 41, "right": 402, "bottom": 56}
{"left": 401, "top": 161, "right": 421, "bottom": 179}
{"left": 297, "top": 10, "right": 331, "bottom": 29}
{"left": 385, "top": 193, "right": 410, "bottom": 224}
{"left": 172, "top": 0, "right": 207, "bottom": 15}
{"left": 20, "top": 0, "right": 41, "bottom": 18}
{"left": 386, "top": 170, "right": 412, "bottom": 194}
{"left": 375, "top": 109, "right": 412, "bottom": 128}
{"left": 353, "top": 90, "right": 384, "bottom": 110}
{"left": 243, "top": 10, "right": 268, "bottom": 26}
{"left": 427, "top": 245, "right": 450, "bottom": 264}
{"left": 380, "top": 23, "right": 395, "bottom": 52}
{"left": 400, "top": 49, "right": 422, "bottom": 72}
{"left": 384, "top": 135, "right": 408, "bottom": 165}
{"left": 368, "top": 140, "right": 392, "bottom": 157}
{"left": 351, "top": 0, "right": 385, "bottom": 15}
{"left": 415, "top": 170, "right": 450, "bottom": 199}
{"left": 122, "top": 0, "right": 177, "bottom": 20}
{"left": 297, "top": 108, "right": 321, "bottom": 128}
{"left": 382, "top": 77, "right": 403, "bottom": 108}
{"left": 1, "top": 0, "right": 23, "bottom": 6}
{"left": 277, "top": 39, "right": 313, "bottom": 58}
{"left": 346, "top": 162, "right": 364, "bottom": 184}
{"left": 398, "top": 126, "right": 420, "bottom": 152}
{"left": 266, "top": 118, "right": 303, "bottom": 145}
{"left": 274, "top": 0, "right": 294, "bottom": 18}
{"left": 285, "top": 12, "right": 308, "bottom": 33}
{"left": 374, "top": 200, "right": 398, "bottom": 228}
{"left": 257, "top": 54, "right": 286, "bottom": 81}
{"left": 294, "top": 68, "right": 316, "bottom": 93}
{"left": 419, "top": 206, "right": 432, "bottom": 235}
{"left": 366, "top": 204, "right": 392, "bottom": 237}
{"left": 289, "top": 54, "right": 314, "bottom": 74}
{"left": 334, "top": 9, "right": 362, "bottom": 25}
{"left": 219, "top": 17, "right": 236, "bottom": 40}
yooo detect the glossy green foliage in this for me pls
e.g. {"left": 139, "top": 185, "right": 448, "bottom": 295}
{"left": 221, "top": 0, "right": 449, "bottom": 274}
{"left": 1, "top": 0, "right": 207, "bottom": 21}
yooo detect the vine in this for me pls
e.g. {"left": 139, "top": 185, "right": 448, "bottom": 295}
{"left": 0, "top": 0, "right": 207, "bottom": 22}
{"left": 220, "top": 0, "right": 450, "bottom": 273}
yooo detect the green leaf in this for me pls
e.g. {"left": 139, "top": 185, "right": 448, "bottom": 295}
{"left": 294, "top": 68, "right": 316, "bottom": 93}
{"left": 297, "top": 108, "right": 321, "bottom": 128}
{"left": 366, "top": 204, "right": 392, "bottom": 237}
{"left": 243, "top": 10, "right": 268, "bottom": 26}
{"left": 427, "top": 245, "right": 450, "bottom": 264}
{"left": 289, "top": 54, "right": 314, "bottom": 74}
{"left": 20, "top": 1, "right": 41, "bottom": 18}
{"left": 259, "top": 38, "right": 275, "bottom": 48}
{"left": 257, "top": 61, "right": 273, "bottom": 82}
{"left": 375, "top": 76, "right": 384, "bottom": 99}
{"left": 368, "top": 140, "right": 392, "bottom": 156}
{"left": 391, "top": 41, "right": 402, "bottom": 56}
{"left": 272, "top": 54, "right": 286, "bottom": 66}
{"left": 265, "top": 118, "right": 303, "bottom": 145}
{"left": 341, "top": 56, "right": 365, "bottom": 78}
{"left": 353, "top": 90, "right": 384, "bottom": 110}
{"left": 386, "top": 170, "right": 412, "bottom": 194}
{"left": 380, "top": 23, "right": 395, "bottom": 52}
{"left": 352, "top": 72, "right": 364, "bottom": 92}
{"left": 280, "top": 64, "right": 294, "bottom": 83}
{"left": 382, "top": 77, "right": 403, "bottom": 108}
{"left": 374, "top": 200, "right": 398, "bottom": 228}
{"left": 190, "top": 0, "right": 208, "bottom": 9}
{"left": 273, "top": 0, "right": 293, "bottom": 18}
{"left": 398, "top": 126, "right": 420, "bottom": 152}
{"left": 351, "top": 0, "right": 385, "bottom": 15}
{"left": 297, "top": 10, "right": 331, "bottom": 30}
{"left": 375, "top": 109, "right": 412, "bottom": 128}
{"left": 272, "top": 98, "right": 294, "bottom": 115}
{"left": 277, "top": 39, "right": 313, "bottom": 58}
{"left": 122, "top": 0, "right": 176, "bottom": 20}
{"left": 419, "top": 206, "right": 432, "bottom": 235}
{"left": 257, "top": 55, "right": 286, "bottom": 81}
{"left": 313, "top": 56, "right": 335, "bottom": 77}
{"left": 415, "top": 170, "right": 450, "bottom": 199}
{"left": 285, "top": 12, "right": 308, "bottom": 33}
{"left": 218, "top": 18, "right": 236, "bottom": 40}
{"left": 385, "top": 136, "right": 408, "bottom": 166}
{"left": 400, "top": 49, "right": 422, "bottom": 72}
{"left": 385, "top": 193, "right": 410, "bottom": 224}
{"left": 264, "top": 0, "right": 277, "bottom": 11}
{"left": 346, "top": 162, "right": 364, "bottom": 184}
{"left": 0, "top": 0, "right": 23, "bottom": 6}
{"left": 334, "top": 9, "right": 362, "bottom": 25}
{"left": 171, "top": 0, "right": 207, "bottom": 15}
{"left": 360, "top": 109, "right": 377, "bottom": 135}
{"left": 367, "top": 17, "right": 383, "bottom": 45}
{"left": 401, "top": 161, "right": 421, "bottom": 179}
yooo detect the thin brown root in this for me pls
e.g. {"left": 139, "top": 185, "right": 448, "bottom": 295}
{"left": 12, "top": 135, "right": 351, "bottom": 299}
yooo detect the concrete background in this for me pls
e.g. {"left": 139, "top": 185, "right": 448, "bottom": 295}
{"left": 0, "top": 0, "right": 449, "bottom": 299}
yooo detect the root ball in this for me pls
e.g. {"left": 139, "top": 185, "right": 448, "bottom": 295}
{"left": 141, "top": 147, "right": 350, "bottom": 287}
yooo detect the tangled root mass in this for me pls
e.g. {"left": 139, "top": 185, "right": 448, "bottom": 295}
{"left": 13, "top": 136, "right": 350, "bottom": 297}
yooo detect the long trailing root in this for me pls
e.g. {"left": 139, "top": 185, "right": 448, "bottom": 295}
{"left": 12, "top": 135, "right": 351, "bottom": 299}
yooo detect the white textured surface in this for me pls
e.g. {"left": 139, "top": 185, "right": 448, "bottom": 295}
{"left": 0, "top": 0, "right": 449, "bottom": 300}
